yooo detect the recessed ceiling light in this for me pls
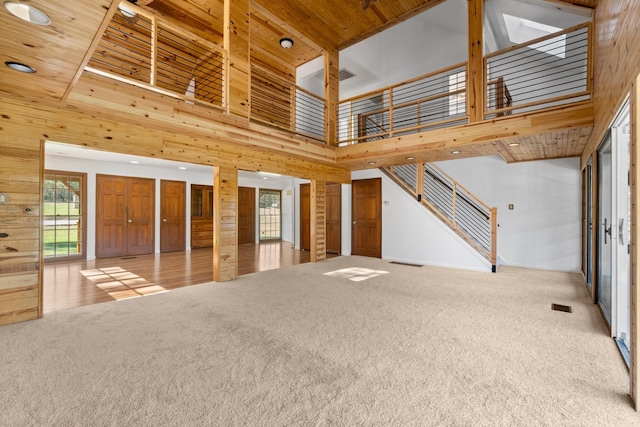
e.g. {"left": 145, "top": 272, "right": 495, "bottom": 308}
{"left": 279, "top": 38, "right": 293, "bottom": 49}
{"left": 451, "top": 150, "right": 462, "bottom": 154}
{"left": 4, "top": 2, "right": 51, "bottom": 25}
{"left": 130, "top": 160, "right": 139, "bottom": 164}
{"left": 508, "top": 142, "right": 520, "bottom": 147}
{"left": 406, "top": 156, "right": 415, "bottom": 161}
{"left": 5, "top": 61, "right": 36, "bottom": 73}
{"left": 178, "top": 166, "right": 187, "bottom": 170}
{"left": 368, "top": 161, "right": 377, "bottom": 165}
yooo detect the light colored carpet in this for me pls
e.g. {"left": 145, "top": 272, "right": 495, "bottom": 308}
{"left": 1, "top": 256, "right": 638, "bottom": 426}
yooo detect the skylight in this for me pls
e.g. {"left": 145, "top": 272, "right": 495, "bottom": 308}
{"left": 503, "top": 14, "right": 566, "bottom": 59}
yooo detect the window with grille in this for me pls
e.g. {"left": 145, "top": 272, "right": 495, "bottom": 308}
{"left": 43, "top": 171, "right": 86, "bottom": 260}
{"left": 259, "top": 189, "right": 281, "bottom": 241}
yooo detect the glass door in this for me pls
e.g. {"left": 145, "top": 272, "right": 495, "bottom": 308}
{"left": 613, "top": 100, "right": 631, "bottom": 364}
{"left": 597, "top": 135, "right": 613, "bottom": 324}
{"left": 43, "top": 171, "right": 86, "bottom": 261}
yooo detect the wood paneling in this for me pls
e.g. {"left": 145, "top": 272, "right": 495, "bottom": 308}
{"left": 310, "top": 179, "right": 326, "bottom": 262}
{"left": 582, "top": 0, "right": 640, "bottom": 166}
{"left": 0, "top": 131, "right": 41, "bottom": 325}
{"left": 631, "top": 74, "right": 639, "bottom": 409}
{"left": 225, "top": 0, "right": 250, "bottom": 118}
{"left": 213, "top": 166, "right": 238, "bottom": 281}
{"left": 300, "top": 184, "right": 311, "bottom": 251}
{"left": 337, "top": 103, "right": 594, "bottom": 169}
{"left": 0, "top": 0, "right": 112, "bottom": 101}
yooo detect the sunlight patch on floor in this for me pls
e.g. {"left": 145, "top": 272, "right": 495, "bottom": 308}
{"left": 80, "top": 267, "right": 168, "bottom": 300}
{"left": 323, "top": 267, "right": 389, "bottom": 282}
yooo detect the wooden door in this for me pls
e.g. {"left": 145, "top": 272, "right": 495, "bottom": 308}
{"left": 300, "top": 183, "right": 311, "bottom": 250}
{"left": 96, "top": 175, "right": 127, "bottom": 258}
{"left": 160, "top": 180, "right": 186, "bottom": 253}
{"left": 351, "top": 178, "right": 381, "bottom": 258}
{"left": 96, "top": 175, "right": 155, "bottom": 258}
{"left": 326, "top": 183, "right": 341, "bottom": 254}
{"left": 126, "top": 178, "right": 155, "bottom": 255}
{"left": 238, "top": 186, "right": 255, "bottom": 245}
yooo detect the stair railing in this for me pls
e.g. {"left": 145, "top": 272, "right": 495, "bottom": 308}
{"left": 384, "top": 163, "right": 498, "bottom": 271}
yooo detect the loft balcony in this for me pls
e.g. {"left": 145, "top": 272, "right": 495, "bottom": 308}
{"left": 58, "top": 0, "right": 594, "bottom": 167}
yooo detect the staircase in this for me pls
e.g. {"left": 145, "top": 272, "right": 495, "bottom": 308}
{"left": 382, "top": 163, "right": 498, "bottom": 272}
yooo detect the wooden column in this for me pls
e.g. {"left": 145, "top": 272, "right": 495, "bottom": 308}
{"left": 467, "top": 0, "right": 484, "bottom": 123}
{"left": 310, "top": 179, "right": 327, "bottom": 262}
{"left": 213, "top": 166, "right": 238, "bottom": 282}
{"left": 324, "top": 48, "right": 339, "bottom": 146}
{"left": 224, "top": 0, "right": 250, "bottom": 118}
{"left": 630, "top": 74, "right": 639, "bottom": 410}
{"left": 416, "top": 163, "right": 425, "bottom": 200}
{"left": 0, "top": 127, "right": 42, "bottom": 325}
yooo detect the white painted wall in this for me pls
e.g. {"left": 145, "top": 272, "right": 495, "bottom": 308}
{"left": 435, "top": 155, "right": 582, "bottom": 272}
{"left": 346, "top": 169, "right": 491, "bottom": 272}
{"left": 46, "top": 155, "right": 297, "bottom": 260}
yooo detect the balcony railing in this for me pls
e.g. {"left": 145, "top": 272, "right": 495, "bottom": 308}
{"left": 251, "top": 65, "right": 326, "bottom": 141}
{"left": 484, "top": 22, "right": 591, "bottom": 118}
{"left": 337, "top": 62, "right": 468, "bottom": 145}
{"left": 85, "top": 1, "right": 226, "bottom": 110}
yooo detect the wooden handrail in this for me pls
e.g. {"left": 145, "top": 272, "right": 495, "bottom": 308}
{"left": 483, "top": 22, "right": 590, "bottom": 60}
{"left": 339, "top": 61, "right": 467, "bottom": 105}
{"left": 427, "top": 163, "right": 492, "bottom": 212}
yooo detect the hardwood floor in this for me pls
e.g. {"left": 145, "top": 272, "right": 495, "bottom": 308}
{"left": 44, "top": 242, "right": 316, "bottom": 313}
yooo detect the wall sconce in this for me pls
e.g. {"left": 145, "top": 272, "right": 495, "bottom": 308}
{"left": 279, "top": 38, "right": 294, "bottom": 49}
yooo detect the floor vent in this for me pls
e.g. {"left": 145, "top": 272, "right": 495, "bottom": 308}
{"left": 121, "top": 256, "right": 137, "bottom": 260}
{"left": 551, "top": 303, "right": 572, "bottom": 313}
{"left": 390, "top": 261, "right": 423, "bottom": 267}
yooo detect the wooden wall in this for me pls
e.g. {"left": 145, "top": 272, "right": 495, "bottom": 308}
{"left": 581, "top": 0, "right": 640, "bottom": 164}
{"left": 0, "top": 129, "right": 42, "bottom": 325}
{"left": 580, "top": 0, "right": 640, "bottom": 409}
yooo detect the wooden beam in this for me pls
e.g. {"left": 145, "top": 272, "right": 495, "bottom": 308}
{"left": 213, "top": 166, "right": 238, "bottom": 282}
{"left": 467, "top": 0, "right": 484, "bottom": 123}
{"left": 336, "top": 102, "right": 594, "bottom": 167}
{"left": 224, "top": 0, "right": 250, "bottom": 117}
{"left": 310, "top": 179, "right": 327, "bottom": 262}
{"left": 324, "top": 48, "right": 339, "bottom": 146}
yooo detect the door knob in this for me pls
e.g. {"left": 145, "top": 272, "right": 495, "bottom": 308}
{"left": 128, "top": 219, "right": 133, "bottom": 223}
{"left": 352, "top": 220, "right": 357, "bottom": 225}
{"left": 163, "top": 219, "right": 167, "bottom": 222}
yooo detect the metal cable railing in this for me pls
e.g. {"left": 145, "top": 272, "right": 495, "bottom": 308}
{"left": 424, "top": 164, "right": 491, "bottom": 253}
{"left": 485, "top": 23, "right": 590, "bottom": 118}
{"left": 383, "top": 162, "right": 497, "bottom": 268}
{"left": 338, "top": 62, "right": 469, "bottom": 145}
{"left": 86, "top": 1, "right": 226, "bottom": 110}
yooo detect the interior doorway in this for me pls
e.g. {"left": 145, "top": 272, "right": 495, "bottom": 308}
{"left": 238, "top": 186, "right": 256, "bottom": 245}
{"left": 351, "top": 178, "right": 382, "bottom": 258}
{"left": 160, "top": 180, "right": 186, "bottom": 253}
{"left": 96, "top": 175, "right": 155, "bottom": 258}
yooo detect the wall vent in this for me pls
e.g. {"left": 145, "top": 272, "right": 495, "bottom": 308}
{"left": 339, "top": 68, "right": 356, "bottom": 81}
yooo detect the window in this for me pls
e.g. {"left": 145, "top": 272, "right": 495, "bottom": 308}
{"left": 43, "top": 171, "right": 86, "bottom": 260}
{"left": 259, "top": 189, "right": 281, "bottom": 241}
{"left": 448, "top": 71, "right": 466, "bottom": 116}
{"left": 503, "top": 14, "right": 566, "bottom": 59}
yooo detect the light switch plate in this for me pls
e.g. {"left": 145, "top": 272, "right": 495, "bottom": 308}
{"left": 0, "top": 193, "right": 7, "bottom": 204}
